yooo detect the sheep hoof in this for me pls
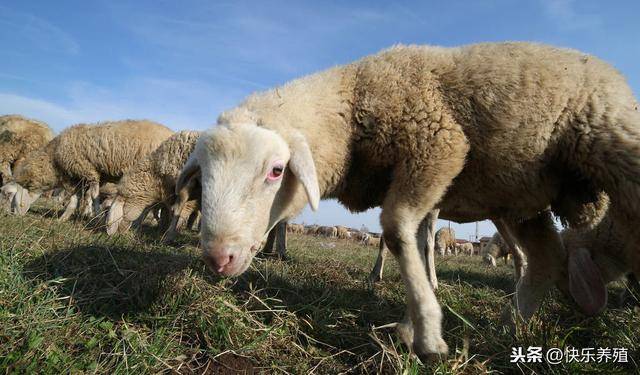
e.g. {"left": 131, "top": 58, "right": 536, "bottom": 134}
{"left": 413, "top": 336, "right": 449, "bottom": 363}
{"left": 395, "top": 320, "right": 414, "bottom": 348}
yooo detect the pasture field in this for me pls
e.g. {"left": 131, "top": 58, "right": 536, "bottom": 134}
{"left": 0, "top": 201, "right": 638, "bottom": 374}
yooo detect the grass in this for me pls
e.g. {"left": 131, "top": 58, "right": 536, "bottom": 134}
{"left": 0, "top": 201, "right": 638, "bottom": 374}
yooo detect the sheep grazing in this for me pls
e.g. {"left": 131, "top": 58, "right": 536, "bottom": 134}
{"left": 105, "top": 131, "right": 200, "bottom": 239}
{"left": 559, "top": 199, "right": 640, "bottom": 316}
{"left": 456, "top": 241, "right": 474, "bottom": 256}
{"left": 316, "top": 225, "right": 337, "bottom": 238}
{"left": 12, "top": 120, "right": 173, "bottom": 220}
{"left": 0, "top": 115, "right": 53, "bottom": 186}
{"left": 335, "top": 225, "right": 350, "bottom": 239}
{"left": 365, "top": 235, "right": 381, "bottom": 247}
{"left": 483, "top": 232, "right": 513, "bottom": 267}
{"left": 286, "top": 223, "right": 305, "bottom": 234}
{"left": 177, "top": 42, "right": 640, "bottom": 360}
{"left": 435, "top": 228, "right": 455, "bottom": 256}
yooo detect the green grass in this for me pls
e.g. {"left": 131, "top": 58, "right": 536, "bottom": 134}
{"left": 0, "top": 201, "right": 638, "bottom": 374}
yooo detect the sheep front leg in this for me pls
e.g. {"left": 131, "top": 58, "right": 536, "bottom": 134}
{"left": 382, "top": 205, "right": 448, "bottom": 360}
{"left": 381, "top": 173, "right": 461, "bottom": 360}
{"left": 502, "top": 211, "right": 565, "bottom": 320}
{"left": 368, "top": 236, "right": 388, "bottom": 284}
{"left": 88, "top": 182, "right": 101, "bottom": 216}
{"left": 59, "top": 191, "right": 80, "bottom": 221}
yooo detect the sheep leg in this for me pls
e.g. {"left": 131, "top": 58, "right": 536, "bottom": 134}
{"left": 0, "top": 162, "right": 12, "bottom": 185}
{"left": 164, "top": 201, "right": 197, "bottom": 243}
{"left": 88, "top": 182, "right": 101, "bottom": 216}
{"left": 59, "top": 191, "right": 80, "bottom": 221}
{"left": 382, "top": 203, "right": 449, "bottom": 360}
{"left": 501, "top": 210, "right": 566, "bottom": 320}
{"left": 368, "top": 236, "right": 388, "bottom": 284}
{"left": 494, "top": 220, "right": 528, "bottom": 282}
{"left": 78, "top": 186, "right": 94, "bottom": 218}
{"left": 424, "top": 210, "right": 439, "bottom": 290}
{"left": 382, "top": 167, "right": 464, "bottom": 360}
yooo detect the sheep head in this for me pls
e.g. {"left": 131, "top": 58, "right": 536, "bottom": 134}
{"left": 106, "top": 195, "right": 148, "bottom": 235}
{"left": 176, "top": 122, "right": 319, "bottom": 276}
{"left": 12, "top": 149, "right": 58, "bottom": 194}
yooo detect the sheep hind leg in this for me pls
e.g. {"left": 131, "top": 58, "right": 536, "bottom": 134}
{"left": 368, "top": 236, "right": 388, "bottom": 284}
{"left": 423, "top": 209, "right": 440, "bottom": 291}
{"left": 501, "top": 211, "right": 566, "bottom": 320}
{"left": 493, "top": 219, "right": 527, "bottom": 282}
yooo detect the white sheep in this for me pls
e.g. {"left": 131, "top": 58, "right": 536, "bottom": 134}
{"left": 12, "top": 120, "right": 173, "bottom": 220}
{"left": 105, "top": 130, "right": 201, "bottom": 241}
{"left": 176, "top": 42, "right": 640, "bottom": 360}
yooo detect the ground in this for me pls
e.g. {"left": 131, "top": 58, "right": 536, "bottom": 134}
{"left": 0, "top": 201, "right": 638, "bottom": 374}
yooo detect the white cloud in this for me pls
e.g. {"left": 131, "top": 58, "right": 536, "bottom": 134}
{"left": 0, "top": 76, "right": 244, "bottom": 133}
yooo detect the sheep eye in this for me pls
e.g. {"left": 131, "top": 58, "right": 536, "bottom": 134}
{"left": 266, "top": 162, "right": 284, "bottom": 181}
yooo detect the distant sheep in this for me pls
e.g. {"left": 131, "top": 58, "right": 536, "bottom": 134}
{"left": 13, "top": 120, "right": 173, "bottom": 220}
{"left": 456, "top": 242, "right": 474, "bottom": 256}
{"left": 335, "top": 225, "right": 350, "bottom": 239}
{"left": 435, "top": 228, "right": 455, "bottom": 256}
{"left": 482, "top": 232, "right": 512, "bottom": 267}
{"left": 316, "top": 225, "right": 337, "bottom": 238}
{"left": 287, "top": 223, "right": 305, "bottom": 234}
{"left": 176, "top": 42, "right": 640, "bottom": 359}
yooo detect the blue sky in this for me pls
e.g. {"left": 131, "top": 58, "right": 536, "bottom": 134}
{"left": 1, "top": 0, "right": 638, "bottom": 238}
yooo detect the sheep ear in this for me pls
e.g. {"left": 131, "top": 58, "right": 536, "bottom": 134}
{"left": 106, "top": 198, "right": 124, "bottom": 236}
{"left": 288, "top": 133, "right": 320, "bottom": 211}
{"left": 568, "top": 247, "right": 608, "bottom": 316}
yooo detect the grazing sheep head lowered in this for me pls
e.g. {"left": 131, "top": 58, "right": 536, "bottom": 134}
{"left": 176, "top": 123, "right": 319, "bottom": 276}
{"left": 7, "top": 150, "right": 56, "bottom": 215}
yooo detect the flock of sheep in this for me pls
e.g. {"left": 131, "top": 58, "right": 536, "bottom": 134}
{"left": 2, "top": 41, "right": 640, "bottom": 362}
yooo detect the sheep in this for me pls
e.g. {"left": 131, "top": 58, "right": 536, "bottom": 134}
{"left": 435, "top": 228, "right": 455, "bottom": 256}
{"left": 105, "top": 130, "right": 200, "bottom": 240}
{"left": 0, "top": 115, "right": 53, "bottom": 186}
{"left": 12, "top": 120, "right": 173, "bottom": 221}
{"left": 365, "top": 235, "right": 381, "bottom": 247}
{"left": 558, "top": 198, "right": 640, "bottom": 316}
{"left": 304, "top": 225, "right": 319, "bottom": 235}
{"left": 456, "top": 242, "right": 474, "bottom": 256}
{"left": 286, "top": 223, "right": 305, "bottom": 234}
{"left": 335, "top": 225, "right": 350, "bottom": 239}
{"left": 176, "top": 42, "right": 640, "bottom": 360}
{"left": 316, "top": 225, "right": 337, "bottom": 238}
{"left": 482, "top": 232, "right": 513, "bottom": 267}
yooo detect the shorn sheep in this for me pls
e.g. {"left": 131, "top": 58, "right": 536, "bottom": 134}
{"left": 105, "top": 130, "right": 201, "bottom": 240}
{"left": 176, "top": 42, "right": 640, "bottom": 360}
{"left": 0, "top": 115, "right": 53, "bottom": 185}
{"left": 12, "top": 120, "right": 173, "bottom": 220}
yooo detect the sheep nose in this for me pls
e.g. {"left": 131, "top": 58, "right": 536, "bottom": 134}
{"left": 203, "top": 243, "right": 234, "bottom": 273}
